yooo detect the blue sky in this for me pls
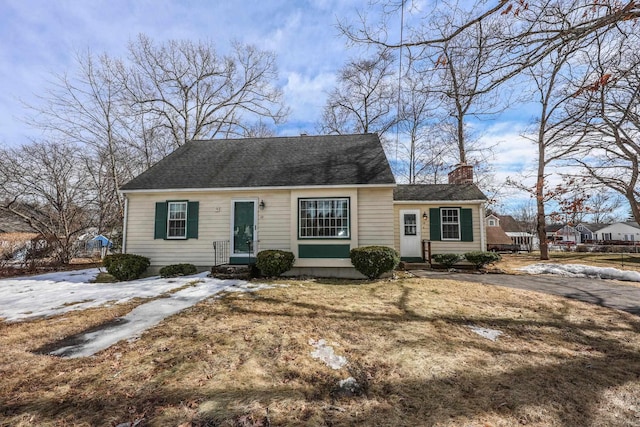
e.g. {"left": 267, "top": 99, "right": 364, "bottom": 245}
{"left": 0, "top": 0, "right": 544, "bottom": 212}
{"left": 0, "top": 0, "right": 364, "bottom": 142}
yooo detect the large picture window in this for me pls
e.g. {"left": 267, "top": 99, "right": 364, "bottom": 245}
{"left": 441, "top": 208, "right": 460, "bottom": 240}
{"left": 299, "top": 198, "right": 350, "bottom": 238}
{"left": 167, "top": 201, "right": 188, "bottom": 238}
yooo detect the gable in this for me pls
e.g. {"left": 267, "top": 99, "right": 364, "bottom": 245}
{"left": 120, "top": 133, "right": 395, "bottom": 191}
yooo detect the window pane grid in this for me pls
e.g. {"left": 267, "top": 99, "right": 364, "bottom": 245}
{"left": 167, "top": 202, "right": 187, "bottom": 238}
{"left": 404, "top": 213, "right": 417, "bottom": 236}
{"left": 441, "top": 208, "right": 460, "bottom": 240}
{"left": 299, "top": 198, "right": 349, "bottom": 238}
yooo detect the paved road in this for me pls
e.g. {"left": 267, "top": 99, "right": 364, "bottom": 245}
{"left": 411, "top": 270, "right": 640, "bottom": 316}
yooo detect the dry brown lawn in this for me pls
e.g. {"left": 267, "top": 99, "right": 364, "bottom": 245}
{"left": 2, "top": 272, "right": 640, "bottom": 426}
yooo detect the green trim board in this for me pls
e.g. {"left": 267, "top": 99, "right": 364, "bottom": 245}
{"left": 401, "top": 257, "right": 424, "bottom": 262}
{"left": 299, "top": 244, "right": 351, "bottom": 258}
{"left": 229, "top": 256, "right": 255, "bottom": 265}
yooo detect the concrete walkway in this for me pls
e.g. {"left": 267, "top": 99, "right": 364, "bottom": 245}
{"left": 411, "top": 270, "right": 640, "bottom": 316}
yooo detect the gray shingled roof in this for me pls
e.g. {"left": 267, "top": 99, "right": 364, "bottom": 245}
{"left": 120, "top": 134, "right": 395, "bottom": 191}
{"left": 393, "top": 184, "right": 487, "bottom": 201}
{"left": 578, "top": 222, "right": 608, "bottom": 232}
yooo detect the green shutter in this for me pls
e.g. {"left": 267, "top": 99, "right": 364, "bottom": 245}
{"left": 154, "top": 202, "right": 167, "bottom": 239}
{"left": 429, "top": 208, "right": 441, "bottom": 241}
{"left": 187, "top": 201, "right": 199, "bottom": 239}
{"left": 461, "top": 208, "right": 473, "bottom": 242}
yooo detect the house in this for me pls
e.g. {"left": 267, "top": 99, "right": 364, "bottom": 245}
{"left": 0, "top": 210, "right": 39, "bottom": 261}
{"left": 120, "top": 134, "right": 487, "bottom": 277}
{"left": 593, "top": 222, "right": 640, "bottom": 243}
{"left": 484, "top": 214, "right": 519, "bottom": 252}
{"left": 546, "top": 223, "right": 578, "bottom": 244}
{"left": 495, "top": 214, "right": 538, "bottom": 251}
{"left": 574, "top": 223, "right": 608, "bottom": 243}
{"left": 394, "top": 179, "right": 487, "bottom": 261}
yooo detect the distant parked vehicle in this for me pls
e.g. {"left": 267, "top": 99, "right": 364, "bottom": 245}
{"left": 487, "top": 244, "right": 521, "bottom": 253}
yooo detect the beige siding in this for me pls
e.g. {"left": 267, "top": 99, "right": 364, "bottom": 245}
{"left": 358, "top": 188, "right": 394, "bottom": 247}
{"left": 393, "top": 202, "right": 485, "bottom": 257}
{"left": 124, "top": 186, "right": 397, "bottom": 270}
{"left": 124, "top": 190, "right": 290, "bottom": 268}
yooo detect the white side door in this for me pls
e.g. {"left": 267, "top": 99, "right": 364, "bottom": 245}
{"left": 400, "top": 209, "right": 422, "bottom": 259}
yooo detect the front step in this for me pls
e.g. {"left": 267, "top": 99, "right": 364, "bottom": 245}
{"left": 401, "top": 262, "right": 432, "bottom": 270}
{"left": 210, "top": 264, "right": 254, "bottom": 280}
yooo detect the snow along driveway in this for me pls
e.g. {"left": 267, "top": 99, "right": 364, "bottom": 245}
{"left": 0, "top": 269, "right": 272, "bottom": 357}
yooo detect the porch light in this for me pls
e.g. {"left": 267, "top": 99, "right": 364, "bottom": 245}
{"left": 259, "top": 200, "right": 266, "bottom": 210}
{"left": 423, "top": 212, "right": 428, "bottom": 220}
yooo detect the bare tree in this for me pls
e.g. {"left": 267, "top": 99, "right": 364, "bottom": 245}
{"left": 394, "top": 73, "right": 455, "bottom": 183}
{"left": 409, "top": 5, "right": 506, "bottom": 165}
{"left": 586, "top": 188, "right": 624, "bottom": 224}
{"left": 341, "top": 0, "right": 639, "bottom": 84}
{"left": 0, "top": 142, "right": 94, "bottom": 265}
{"left": 319, "top": 48, "right": 398, "bottom": 142}
{"left": 24, "top": 51, "right": 132, "bottom": 227}
{"left": 124, "top": 34, "right": 288, "bottom": 148}
{"left": 571, "top": 31, "right": 640, "bottom": 224}
{"left": 508, "top": 36, "right": 592, "bottom": 259}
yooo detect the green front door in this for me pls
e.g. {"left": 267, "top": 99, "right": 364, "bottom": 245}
{"left": 232, "top": 201, "right": 256, "bottom": 261}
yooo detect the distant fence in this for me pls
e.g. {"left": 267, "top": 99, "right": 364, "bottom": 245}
{"left": 549, "top": 243, "right": 640, "bottom": 254}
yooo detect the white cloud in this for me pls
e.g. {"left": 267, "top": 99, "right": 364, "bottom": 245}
{"left": 283, "top": 71, "right": 336, "bottom": 125}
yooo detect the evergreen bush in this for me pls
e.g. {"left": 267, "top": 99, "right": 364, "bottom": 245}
{"left": 102, "top": 253, "right": 150, "bottom": 281}
{"left": 159, "top": 263, "right": 197, "bottom": 278}
{"left": 255, "top": 250, "right": 295, "bottom": 277}
{"left": 350, "top": 246, "right": 399, "bottom": 279}
{"left": 432, "top": 253, "right": 462, "bottom": 269}
{"left": 464, "top": 251, "right": 501, "bottom": 269}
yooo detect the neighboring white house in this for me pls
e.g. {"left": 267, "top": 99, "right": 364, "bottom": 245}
{"left": 119, "top": 134, "right": 488, "bottom": 277}
{"left": 593, "top": 222, "right": 640, "bottom": 242}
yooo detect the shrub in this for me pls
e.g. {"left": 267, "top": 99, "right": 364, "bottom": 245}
{"left": 464, "top": 251, "right": 501, "bottom": 270}
{"left": 102, "top": 253, "right": 150, "bottom": 281}
{"left": 255, "top": 250, "right": 295, "bottom": 277}
{"left": 350, "top": 246, "right": 399, "bottom": 279}
{"left": 432, "top": 253, "right": 462, "bottom": 269}
{"left": 159, "top": 263, "right": 197, "bottom": 278}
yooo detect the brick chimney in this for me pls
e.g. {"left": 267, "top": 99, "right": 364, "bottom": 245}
{"left": 448, "top": 163, "right": 474, "bottom": 184}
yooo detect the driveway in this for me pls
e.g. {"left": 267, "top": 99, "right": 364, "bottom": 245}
{"left": 411, "top": 270, "right": 640, "bottom": 316}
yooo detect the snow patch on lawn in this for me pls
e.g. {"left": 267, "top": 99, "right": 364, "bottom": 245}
{"left": 468, "top": 325, "right": 503, "bottom": 341}
{"left": 50, "top": 278, "right": 251, "bottom": 358}
{"left": 520, "top": 264, "right": 640, "bottom": 282}
{"left": 0, "top": 270, "right": 221, "bottom": 322}
{"left": 0, "top": 268, "right": 277, "bottom": 357}
{"left": 309, "top": 338, "right": 348, "bottom": 369}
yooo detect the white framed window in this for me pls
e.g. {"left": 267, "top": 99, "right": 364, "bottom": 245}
{"left": 167, "top": 201, "right": 188, "bottom": 239}
{"left": 441, "top": 208, "right": 460, "bottom": 240}
{"left": 488, "top": 219, "right": 496, "bottom": 227}
{"left": 299, "top": 198, "right": 350, "bottom": 238}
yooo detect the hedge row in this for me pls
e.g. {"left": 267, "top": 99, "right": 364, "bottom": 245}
{"left": 433, "top": 251, "right": 501, "bottom": 270}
